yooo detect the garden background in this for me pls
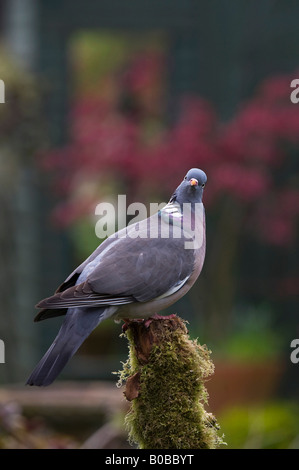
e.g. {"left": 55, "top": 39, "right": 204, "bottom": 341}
{"left": 0, "top": 0, "right": 298, "bottom": 449}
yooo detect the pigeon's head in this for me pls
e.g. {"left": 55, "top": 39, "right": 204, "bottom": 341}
{"left": 184, "top": 168, "right": 207, "bottom": 189}
{"left": 171, "top": 168, "right": 207, "bottom": 205}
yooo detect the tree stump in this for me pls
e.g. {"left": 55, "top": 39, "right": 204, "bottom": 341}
{"left": 117, "top": 315, "right": 224, "bottom": 449}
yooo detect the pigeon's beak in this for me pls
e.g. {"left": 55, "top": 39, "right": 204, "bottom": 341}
{"left": 190, "top": 178, "right": 198, "bottom": 187}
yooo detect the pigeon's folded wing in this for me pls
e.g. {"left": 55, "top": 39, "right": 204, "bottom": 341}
{"left": 37, "top": 232, "right": 195, "bottom": 310}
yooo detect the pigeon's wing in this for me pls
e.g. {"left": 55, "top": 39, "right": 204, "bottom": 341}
{"left": 35, "top": 228, "right": 129, "bottom": 321}
{"left": 88, "top": 233, "right": 195, "bottom": 302}
{"left": 54, "top": 234, "right": 121, "bottom": 293}
{"left": 36, "top": 216, "right": 196, "bottom": 311}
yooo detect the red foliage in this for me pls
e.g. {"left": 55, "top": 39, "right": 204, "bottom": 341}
{"left": 41, "top": 65, "right": 299, "bottom": 248}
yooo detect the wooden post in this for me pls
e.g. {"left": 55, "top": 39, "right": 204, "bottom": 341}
{"left": 118, "top": 315, "right": 224, "bottom": 449}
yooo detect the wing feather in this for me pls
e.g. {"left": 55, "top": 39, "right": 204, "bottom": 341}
{"left": 36, "top": 214, "right": 196, "bottom": 311}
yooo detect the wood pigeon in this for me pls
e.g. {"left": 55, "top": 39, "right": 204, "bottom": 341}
{"left": 27, "top": 168, "right": 207, "bottom": 386}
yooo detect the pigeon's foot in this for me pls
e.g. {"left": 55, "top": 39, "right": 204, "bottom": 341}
{"left": 122, "top": 318, "right": 133, "bottom": 332}
{"left": 122, "top": 314, "right": 177, "bottom": 331}
{"left": 144, "top": 313, "right": 177, "bottom": 328}
{"left": 122, "top": 318, "right": 144, "bottom": 332}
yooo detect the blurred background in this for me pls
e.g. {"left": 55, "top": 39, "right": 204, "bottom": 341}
{"left": 0, "top": 0, "right": 298, "bottom": 449}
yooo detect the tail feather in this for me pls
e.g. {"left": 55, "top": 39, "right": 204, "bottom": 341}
{"left": 26, "top": 307, "right": 107, "bottom": 386}
{"left": 34, "top": 308, "right": 67, "bottom": 322}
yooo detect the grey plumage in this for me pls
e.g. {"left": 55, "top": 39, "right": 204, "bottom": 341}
{"left": 27, "top": 307, "right": 109, "bottom": 386}
{"left": 27, "top": 168, "right": 207, "bottom": 386}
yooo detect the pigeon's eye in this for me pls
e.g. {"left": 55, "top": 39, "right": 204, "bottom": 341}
{"left": 201, "top": 183, "right": 205, "bottom": 188}
{"left": 184, "top": 176, "right": 187, "bottom": 180}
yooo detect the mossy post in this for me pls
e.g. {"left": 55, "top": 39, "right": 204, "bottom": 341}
{"left": 118, "top": 315, "right": 224, "bottom": 449}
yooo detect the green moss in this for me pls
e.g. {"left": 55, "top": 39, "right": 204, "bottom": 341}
{"left": 117, "top": 316, "right": 225, "bottom": 449}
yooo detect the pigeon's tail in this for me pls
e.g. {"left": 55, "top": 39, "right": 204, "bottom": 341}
{"left": 26, "top": 307, "right": 108, "bottom": 386}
